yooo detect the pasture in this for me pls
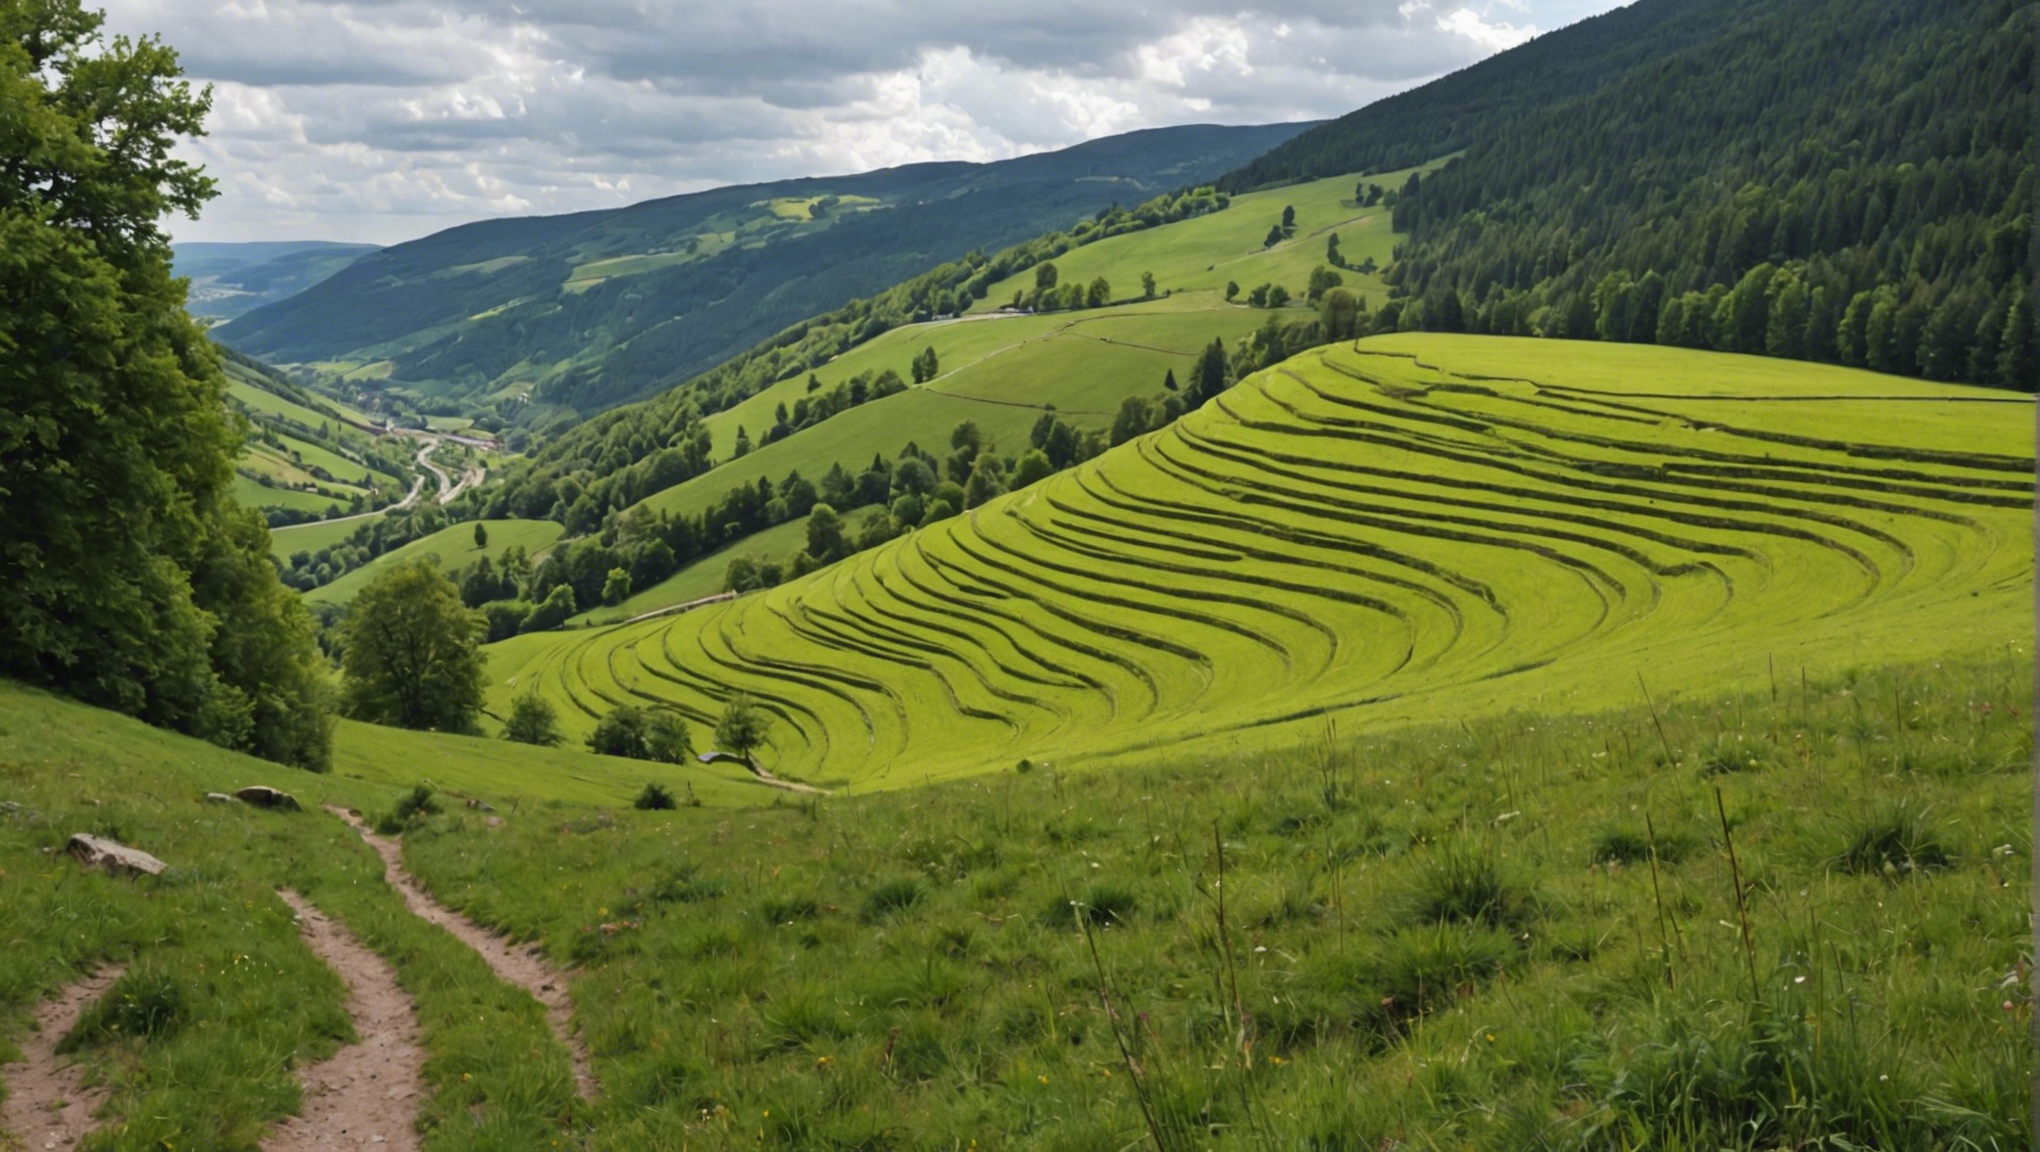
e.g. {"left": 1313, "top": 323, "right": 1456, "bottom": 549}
{"left": 499, "top": 335, "right": 2034, "bottom": 789}
{"left": 649, "top": 306, "right": 1278, "bottom": 523}
{"left": 963, "top": 166, "right": 1426, "bottom": 316}
{"left": 304, "top": 518, "right": 565, "bottom": 606}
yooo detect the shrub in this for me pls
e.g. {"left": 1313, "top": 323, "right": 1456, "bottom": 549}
{"left": 589, "top": 705, "right": 694, "bottom": 764}
{"left": 376, "top": 783, "right": 440, "bottom": 834}
{"left": 633, "top": 782, "right": 676, "bottom": 810}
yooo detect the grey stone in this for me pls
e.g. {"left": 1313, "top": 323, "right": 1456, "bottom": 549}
{"left": 67, "top": 833, "right": 167, "bottom": 877}
{"left": 233, "top": 786, "right": 301, "bottom": 812}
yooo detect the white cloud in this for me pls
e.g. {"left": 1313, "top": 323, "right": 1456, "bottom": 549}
{"left": 82, "top": 0, "right": 1624, "bottom": 244}
{"left": 1434, "top": 7, "right": 1539, "bottom": 53}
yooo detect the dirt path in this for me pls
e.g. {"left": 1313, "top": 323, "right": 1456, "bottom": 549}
{"left": 269, "top": 890, "right": 425, "bottom": 1151}
{"left": 1, "top": 965, "right": 127, "bottom": 1149}
{"left": 326, "top": 807, "right": 598, "bottom": 1099}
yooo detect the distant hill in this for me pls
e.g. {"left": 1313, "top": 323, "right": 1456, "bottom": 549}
{"left": 172, "top": 240, "right": 381, "bottom": 321}
{"left": 212, "top": 122, "right": 1315, "bottom": 418}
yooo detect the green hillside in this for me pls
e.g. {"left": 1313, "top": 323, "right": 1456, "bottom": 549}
{"left": 214, "top": 123, "right": 1314, "bottom": 419}
{"left": 1229, "top": 0, "right": 2033, "bottom": 392}
{"left": 304, "top": 519, "right": 564, "bottom": 607}
{"left": 487, "top": 336, "right": 2032, "bottom": 789}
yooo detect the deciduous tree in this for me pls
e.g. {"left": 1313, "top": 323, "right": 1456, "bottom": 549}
{"left": 0, "top": 1, "right": 331, "bottom": 768}
{"left": 340, "top": 560, "right": 486, "bottom": 732}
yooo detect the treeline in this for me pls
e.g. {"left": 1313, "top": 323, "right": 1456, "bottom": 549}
{"left": 1228, "top": 0, "right": 2035, "bottom": 390}
{"left": 1218, "top": 0, "right": 1731, "bottom": 192}
{"left": 478, "top": 185, "right": 1235, "bottom": 550}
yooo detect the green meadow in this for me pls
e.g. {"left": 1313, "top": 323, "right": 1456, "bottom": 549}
{"left": 269, "top": 512, "right": 391, "bottom": 558}
{"left": 964, "top": 167, "right": 1426, "bottom": 316}
{"left": 0, "top": 682, "right": 589, "bottom": 1149}
{"left": 304, "top": 518, "right": 565, "bottom": 606}
{"left": 498, "top": 335, "right": 2034, "bottom": 789}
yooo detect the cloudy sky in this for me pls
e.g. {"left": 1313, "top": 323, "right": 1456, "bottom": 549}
{"left": 96, "top": 0, "right": 1628, "bottom": 246}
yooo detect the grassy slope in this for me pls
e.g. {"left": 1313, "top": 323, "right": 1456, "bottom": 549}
{"left": 0, "top": 683, "right": 585, "bottom": 1149}
{"left": 405, "top": 651, "right": 2030, "bottom": 1149}
{"left": 493, "top": 335, "right": 2034, "bottom": 788}
{"left": 964, "top": 168, "right": 1421, "bottom": 316}
{"left": 269, "top": 514, "right": 388, "bottom": 559}
{"left": 305, "top": 519, "right": 566, "bottom": 607}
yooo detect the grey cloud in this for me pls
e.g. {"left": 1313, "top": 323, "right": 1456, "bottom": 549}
{"left": 88, "top": 0, "right": 1615, "bottom": 243}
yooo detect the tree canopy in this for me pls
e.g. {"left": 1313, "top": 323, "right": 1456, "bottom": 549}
{"left": 339, "top": 560, "right": 486, "bottom": 733}
{"left": 0, "top": 0, "right": 332, "bottom": 768}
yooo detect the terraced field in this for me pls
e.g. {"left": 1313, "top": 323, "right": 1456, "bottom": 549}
{"left": 489, "top": 335, "right": 2033, "bottom": 787}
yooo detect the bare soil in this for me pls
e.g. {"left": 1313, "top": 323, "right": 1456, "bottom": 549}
{"left": 0, "top": 965, "right": 126, "bottom": 1151}
{"left": 269, "top": 890, "right": 425, "bottom": 1151}
{"left": 327, "top": 807, "right": 598, "bottom": 1098}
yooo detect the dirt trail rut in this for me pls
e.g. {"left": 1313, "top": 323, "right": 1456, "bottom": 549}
{"left": 270, "top": 890, "right": 424, "bottom": 1151}
{"left": 327, "top": 807, "right": 598, "bottom": 1098}
{"left": 1, "top": 965, "right": 126, "bottom": 1150}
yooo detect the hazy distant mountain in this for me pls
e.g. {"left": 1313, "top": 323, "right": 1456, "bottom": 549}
{"left": 213, "top": 122, "right": 1314, "bottom": 417}
{"left": 174, "top": 241, "right": 382, "bottom": 321}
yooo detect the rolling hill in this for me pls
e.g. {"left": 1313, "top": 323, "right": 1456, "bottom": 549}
{"left": 212, "top": 122, "right": 1315, "bottom": 419}
{"left": 483, "top": 335, "right": 2033, "bottom": 789}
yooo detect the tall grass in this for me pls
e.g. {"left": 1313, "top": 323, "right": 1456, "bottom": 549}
{"left": 394, "top": 651, "right": 2031, "bottom": 1150}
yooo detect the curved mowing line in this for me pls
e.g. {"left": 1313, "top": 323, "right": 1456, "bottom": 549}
{"left": 1002, "top": 508, "right": 1342, "bottom": 678}
{"left": 944, "top": 516, "right": 1228, "bottom": 675}
{"left": 913, "top": 532, "right": 1164, "bottom": 722}
{"left": 1240, "top": 381, "right": 1893, "bottom": 595}
{"left": 968, "top": 502, "right": 1298, "bottom": 673}
{"left": 1332, "top": 348, "right": 2038, "bottom": 474}
{"left": 1062, "top": 471, "right": 1467, "bottom": 631}
{"left": 700, "top": 608, "right": 888, "bottom": 748}
{"left": 887, "top": 543, "right": 1134, "bottom": 723}
{"left": 795, "top": 598, "right": 1022, "bottom": 734}
{"left": 871, "top": 553, "right": 1097, "bottom": 692}
{"left": 1188, "top": 401, "right": 1769, "bottom": 564}
{"left": 831, "top": 568, "right": 1061, "bottom": 714}
{"left": 1178, "top": 416, "right": 1745, "bottom": 583}
{"left": 644, "top": 623, "right": 835, "bottom": 763}
{"left": 1143, "top": 428, "right": 1634, "bottom": 604}
{"left": 1226, "top": 385, "right": 1911, "bottom": 590}
{"left": 1279, "top": 366, "right": 1965, "bottom": 542}
{"left": 859, "top": 562, "right": 1091, "bottom": 695}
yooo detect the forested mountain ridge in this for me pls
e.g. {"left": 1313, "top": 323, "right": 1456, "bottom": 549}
{"left": 213, "top": 122, "right": 1313, "bottom": 420}
{"left": 1226, "top": 0, "right": 2034, "bottom": 390}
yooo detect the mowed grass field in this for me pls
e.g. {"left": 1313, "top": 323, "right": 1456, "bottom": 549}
{"left": 305, "top": 518, "right": 565, "bottom": 607}
{"left": 964, "top": 166, "right": 1425, "bottom": 318}
{"left": 491, "top": 335, "right": 2033, "bottom": 789}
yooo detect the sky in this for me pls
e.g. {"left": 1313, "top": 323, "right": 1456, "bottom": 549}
{"left": 95, "top": 0, "right": 1630, "bottom": 247}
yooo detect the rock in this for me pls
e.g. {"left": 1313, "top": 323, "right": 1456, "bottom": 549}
{"left": 234, "top": 786, "right": 301, "bottom": 812}
{"left": 464, "top": 798, "right": 495, "bottom": 812}
{"left": 67, "top": 833, "right": 167, "bottom": 877}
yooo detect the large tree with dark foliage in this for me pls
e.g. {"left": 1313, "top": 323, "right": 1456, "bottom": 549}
{"left": 0, "top": 0, "right": 333, "bottom": 768}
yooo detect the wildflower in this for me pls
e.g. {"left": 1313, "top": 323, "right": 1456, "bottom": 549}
{"left": 1038, "top": 1074, "right": 1048, "bottom": 1085}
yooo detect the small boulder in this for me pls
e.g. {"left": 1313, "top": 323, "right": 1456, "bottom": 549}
{"left": 68, "top": 833, "right": 167, "bottom": 877}
{"left": 234, "top": 786, "right": 301, "bottom": 812}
